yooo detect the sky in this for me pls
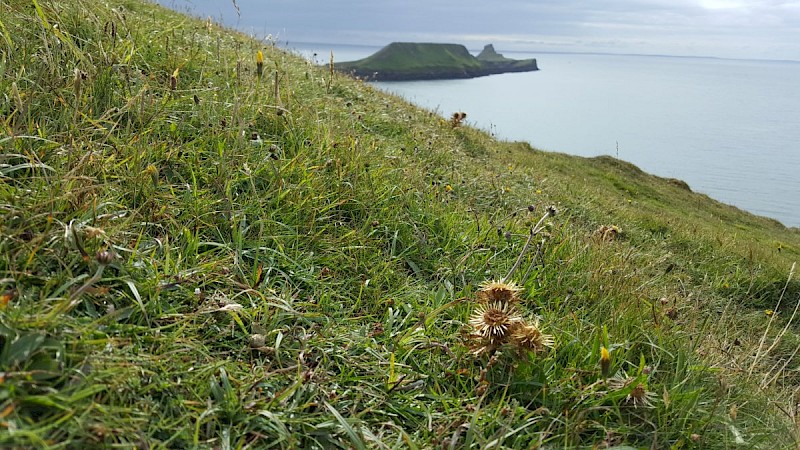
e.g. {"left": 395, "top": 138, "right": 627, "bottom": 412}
{"left": 158, "top": 0, "right": 800, "bottom": 61}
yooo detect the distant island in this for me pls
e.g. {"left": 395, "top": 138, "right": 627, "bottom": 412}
{"left": 335, "top": 43, "right": 539, "bottom": 81}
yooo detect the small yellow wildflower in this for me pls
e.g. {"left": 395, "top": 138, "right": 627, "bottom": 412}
{"left": 0, "top": 291, "right": 13, "bottom": 308}
{"left": 256, "top": 50, "right": 264, "bottom": 77}
{"left": 600, "top": 346, "right": 611, "bottom": 378}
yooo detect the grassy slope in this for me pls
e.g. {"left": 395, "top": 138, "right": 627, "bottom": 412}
{"left": 2, "top": 0, "right": 800, "bottom": 448}
{"left": 476, "top": 46, "right": 510, "bottom": 62}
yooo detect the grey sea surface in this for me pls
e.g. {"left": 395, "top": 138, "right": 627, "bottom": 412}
{"left": 294, "top": 43, "right": 800, "bottom": 227}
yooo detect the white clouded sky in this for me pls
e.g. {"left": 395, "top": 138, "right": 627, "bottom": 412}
{"left": 159, "top": 0, "right": 800, "bottom": 60}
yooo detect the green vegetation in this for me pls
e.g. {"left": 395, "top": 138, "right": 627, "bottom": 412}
{"left": 335, "top": 42, "right": 538, "bottom": 81}
{"left": 340, "top": 42, "right": 483, "bottom": 72}
{"left": 476, "top": 44, "right": 518, "bottom": 63}
{"left": 2, "top": 0, "right": 800, "bottom": 447}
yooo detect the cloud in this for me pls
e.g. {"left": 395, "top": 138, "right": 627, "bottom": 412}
{"left": 158, "top": 0, "right": 800, "bottom": 60}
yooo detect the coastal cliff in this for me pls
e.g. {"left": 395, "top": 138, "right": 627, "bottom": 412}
{"left": 335, "top": 42, "right": 538, "bottom": 81}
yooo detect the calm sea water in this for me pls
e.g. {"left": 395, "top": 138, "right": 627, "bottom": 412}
{"left": 298, "top": 43, "right": 800, "bottom": 227}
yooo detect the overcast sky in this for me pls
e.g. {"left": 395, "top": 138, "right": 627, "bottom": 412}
{"left": 159, "top": 0, "right": 800, "bottom": 60}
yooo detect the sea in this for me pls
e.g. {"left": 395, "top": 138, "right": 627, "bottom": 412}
{"left": 289, "top": 43, "right": 800, "bottom": 227}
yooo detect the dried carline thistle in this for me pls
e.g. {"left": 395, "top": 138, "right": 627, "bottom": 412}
{"left": 450, "top": 111, "right": 467, "bottom": 127}
{"left": 477, "top": 279, "right": 522, "bottom": 305}
{"left": 466, "top": 208, "right": 558, "bottom": 356}
{"left": 608, "top": 375, "right": 656, "bottom": 408}
{"left": 509, "top": 318, "right": 554, "bottom": 354}
{"left": 594, "top": 224, "right": 621, "bottom": 242}
{"left": 469, "top": 301, "right": 521, "bottom": 345}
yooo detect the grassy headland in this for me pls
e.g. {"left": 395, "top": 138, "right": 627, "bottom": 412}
{"left": 1, "top": 0, "right": 800, "bottom": 448}
{"left": 335, "top": 42, "right": 538, "bottom": 81}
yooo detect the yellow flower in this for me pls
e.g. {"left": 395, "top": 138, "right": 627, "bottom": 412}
{"left": 0, "top": 291, "right": 13, "bottom": 308}
{"left": 600, "top": 346, "right": 611, "bottom": 378}
{"left": 765, "top": 309, "right": 774, "bottom": 316}
{"left": 445, "top": 184, "right": 453, "bottom": 192}
{"left": 256, "top": 50, "right": 264, "bottom": 77}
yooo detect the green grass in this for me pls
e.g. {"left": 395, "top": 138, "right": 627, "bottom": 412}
{"left": 2, "top": 0, "right": 800, "bottom": 448}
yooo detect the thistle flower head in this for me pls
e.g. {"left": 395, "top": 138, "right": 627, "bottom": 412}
{"left": 449, "top": 111, "right": 467, "bottom": 127}
{"left": 478, "top": 279, "right": 522, "bottom": 305}
{"left": 608, "top": 375, "right": 656, "bottom": 408}
{"left": 469, "top": 301, "right": 521, "bottom": 344}
{"left": 595, "top": 224, "right": 622, "bottom": 242}
{"left": 510, "top": 318, "right": 554, "bottom": 353}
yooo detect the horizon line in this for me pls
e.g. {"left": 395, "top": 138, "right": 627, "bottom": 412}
{"left": 278, "top": 39, "right": 800, "bottom": 65}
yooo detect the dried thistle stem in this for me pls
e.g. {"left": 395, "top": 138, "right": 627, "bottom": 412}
{"left": 505, "top": 208, "right": 552, "bottom": 280}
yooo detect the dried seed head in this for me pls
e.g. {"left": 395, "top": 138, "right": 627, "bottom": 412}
{"left": 84, "top": 226, "right": 106, "bottom": 239}
{"left": 450, "top": 111, "right": 467, "bottom": 127}
{"left": 478, "top": 279, "right": 522, "bottom": 305}
{"left": 510, "top": 319, "right": 554, "bottom": 353}
{"left": 628, "top": 384, "right": 650, "bottom": 407}
{"left": 609, "top": 375, "right": 656, "bottom": 408}
{"left": 594, "top": 225, "right": 622, "bottom": 242}
{"left": 469, "top": 302, "right": 521, "bottom": 344}
{"left": 95, "top": 250, "right": 115, "bottom": 265}
{"left": 249, "top": 334, "right": 266, "bottom": 348}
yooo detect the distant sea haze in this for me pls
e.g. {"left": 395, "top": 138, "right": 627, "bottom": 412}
{"left": 295, "top": 43, "right": 800, "bottom": 227}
